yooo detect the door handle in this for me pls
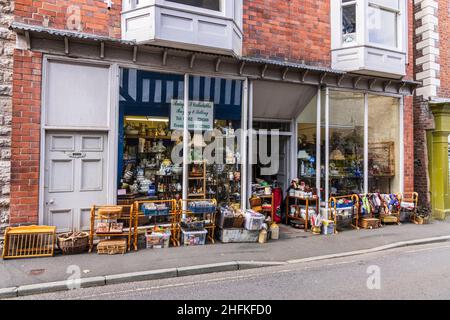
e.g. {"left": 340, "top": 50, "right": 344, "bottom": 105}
{"left": 46, "top": 199, "right": 55, "bottom": 205}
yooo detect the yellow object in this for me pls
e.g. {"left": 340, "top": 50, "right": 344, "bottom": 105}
{"left": 258, "top": 229, "right": 267, "bottom": 244}
{"left": 2, "top": 225, "right": 56, "bottom": 259}
{"left": 97, "top": 239, "right": 127, "bottom": 255}
{"left": 270, "top": 223, "right": 279, "bottom": 240}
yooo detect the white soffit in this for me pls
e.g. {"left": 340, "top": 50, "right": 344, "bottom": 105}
{"left": 253, "top": 80, "right": 317, "bottom": 120}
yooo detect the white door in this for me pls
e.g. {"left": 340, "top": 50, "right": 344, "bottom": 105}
{"left": 44, "top": 131, "right": 108, "bottom": 232}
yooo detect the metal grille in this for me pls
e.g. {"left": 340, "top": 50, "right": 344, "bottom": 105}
{"left": 2, "top": 226, "right": 56, "bottom": 259}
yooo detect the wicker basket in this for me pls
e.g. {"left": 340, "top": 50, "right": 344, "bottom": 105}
{"left": 232, "top": 214, "right": 245, "bottom": 228}
{"left": 97, "top": 239, "right": 127, "bottom": 255}
{"left": 57, "top": 232, "right": 89, "bottom": 255}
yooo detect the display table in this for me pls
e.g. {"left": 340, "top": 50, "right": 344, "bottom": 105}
{"left": 285, "top": 195, "right": 319, "bottom": 231}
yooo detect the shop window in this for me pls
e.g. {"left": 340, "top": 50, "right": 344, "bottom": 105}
{"left": 328, "top": 91, "right": 365, "bottom": 196}
{"left": 168, "top": 0, "right": 221, "bottom": 11}
{"left": 368, "top": 95, "right": 400, "bottom": 193}
{"left": 296, "top": 95, "right": 322, "bottom": 197}
{"left": 117, "top": 69, "right": 185, "bottom": 203}
{"left": 186, "top": 75, "right": 243, "bottom": 204}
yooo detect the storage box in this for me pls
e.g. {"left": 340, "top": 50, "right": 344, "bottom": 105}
{"left": 146, "top": 230, "right": 171, "bottom": 249}
{"left": 181, "top": 229, "right": 207, "bottom": 246}
{"left": 322, "top": 220, "right": 335, "bottom": 235}
{"left": 97, "top": 239, "right": 127, "bottom": 255}
{"left": 244, "top": 210, "right": 265, "bottom": 231}
{"left": 216, "top": 228, "right": 259, "bottom": 243}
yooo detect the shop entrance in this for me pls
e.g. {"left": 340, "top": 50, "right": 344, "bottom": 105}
{"left": 252, "top": 131, "right": 291, "bottom": 194}
{"left": 43, "top": 131, "right": 108, "bottom": 232}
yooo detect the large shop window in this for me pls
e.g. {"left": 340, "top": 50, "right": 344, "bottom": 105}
{"left": 118, "top": 69, "right": 185, "bottom": 202}
{"left": 187, "top": 75, "right": 243, "bottom": 204}
{"left": 168, "top": 0, "right": 221, "bottom": 11}
{"left": 117, "top": 68, "right": 242, "bottom": 206}
{"left": 328, "top": 91, "right": 365, "bottom": 196}
{"left": 368, "top": 94, "right": 400, "bottom": 193}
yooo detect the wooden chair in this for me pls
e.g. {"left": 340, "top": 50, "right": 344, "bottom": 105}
{"left": 379, "top": 193, "right": 401, "bottom": 225}
{"left": 398, "top": 192, "right": 419, "bottom": 224}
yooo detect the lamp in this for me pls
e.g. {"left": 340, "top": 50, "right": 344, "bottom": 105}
{"left": 190, "top": 133, "right": 206, "bottom": 147}
{"left": 297, "top": 150, "right": 310, "bottom": 160}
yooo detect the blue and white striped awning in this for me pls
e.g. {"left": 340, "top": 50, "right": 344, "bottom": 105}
{"left": 119, "top": 68, "right": 242, "bottom": 120}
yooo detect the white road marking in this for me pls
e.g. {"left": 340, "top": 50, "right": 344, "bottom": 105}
{"left": 403, "top": 244, "right": 450, "bottom": 254}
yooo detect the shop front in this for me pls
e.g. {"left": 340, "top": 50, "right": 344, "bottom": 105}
{"left": 7, "top": 26, "right": 419, "bottom": 254}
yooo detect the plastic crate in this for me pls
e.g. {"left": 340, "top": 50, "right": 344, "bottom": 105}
{"left": 181, "top": 229, "right": 207, "bottom": 246}
{"left": 244, "top": 210, "right": 265, "bottom": 231}
{"left": 188, "top": 201, "right": 216, "bottom": 214}
{"left": 141, "top": 205, "right": 169, "bottom": 216}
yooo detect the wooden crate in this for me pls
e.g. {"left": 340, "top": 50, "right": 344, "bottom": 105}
{"left": 2, "top": 225, "right": 56, "bottom": 259}
{"left": 96, "top": 239, "right": 127, "bottom": 255}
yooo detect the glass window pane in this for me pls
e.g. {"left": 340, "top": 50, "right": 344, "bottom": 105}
{"left": 328, "top": 91, "right": 365, "bottom": 197}
{"left": 368, "top": 6, "right": 397, "bottom": 47}
{"left": 188, "top": 75, "right": 243, "bottom": 205}
{"left": 118, "top": 69, "right": 184, "bottom": 202}
{"left": 368, "top": 95, "right": 400, "bottom": 194}
{"left": 297, "top": 95, "right": 321, "bottom": 196}
{"left": 168, "top": 0, "right": 221, "bottom": 11}
{"left": 342, "top": 4, "right": 357, "bottom": 44}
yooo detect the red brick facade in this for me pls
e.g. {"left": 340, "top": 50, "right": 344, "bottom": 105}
{"left": 8, "top": 1, "right": 417, "bottom": 224}
{"left": 10, "top": 49, "right": 42, "bottom": 225}
{"left": 14, "top": 0, "right": 121, "bottom": 38}
{"left": 243, "top": 0, "right": 331, "bottom": 67}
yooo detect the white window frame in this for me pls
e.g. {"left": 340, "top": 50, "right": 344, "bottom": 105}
{"left": 341, "top": 0, "right": 358, "bottom": 47}
{"left": 331, "top": 0, "right": 407, "bottom": 53}
{"left": 367, "top": 0, "right": 401, "bottom": 50}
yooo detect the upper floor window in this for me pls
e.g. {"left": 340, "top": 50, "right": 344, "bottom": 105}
{"left": 342, "top": 0, "right": 357, "bottom": 44}
{"left": 168, "top": 0, "right": 221, "bottom": 11}
{"left": 367, "top": 0, "right": 399, "bottom": 48}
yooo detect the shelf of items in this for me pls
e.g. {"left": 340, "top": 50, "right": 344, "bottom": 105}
{"left": 132, "top": 199, "right": 180, "bottom": 250}
{"left": 188, "top": 160, "right": 207, "bottom": 199}
{"left": 180, "top": 198, "right": 217, "bottom": 244}
{"left": 89, "top": 205, "right": 134, "bottom": 252}
{"left": 285, "top": 195, "right": 319, "bottom": 231}
{"left": 328, "top": 194, "right": 360, "bottom": 233}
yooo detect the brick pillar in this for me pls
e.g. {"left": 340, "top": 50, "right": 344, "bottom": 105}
{"left": 10, "top": 49, "right": 42, "bottom": 226}
{"left": 0, "top": 0, "right": 15, "bottom": 234}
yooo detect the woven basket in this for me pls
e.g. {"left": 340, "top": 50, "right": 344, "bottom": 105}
{"left": 232, "top": 214, "right": 245, "bottom": 228}
{"left": 57, "top": 232, "right": 89, "bottom": 255}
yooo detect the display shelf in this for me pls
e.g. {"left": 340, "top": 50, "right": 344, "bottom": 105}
{"left": 89, "top": 205, "right": 134, "bottom": 252}
{"left": 133, "top": 199, "right": 180, "bottom": 250}
{"left": 285, "top": 195, "right": 319, "bottom": 231}
{"left": 180, "top": 198, "right": 217, "bottom": 244}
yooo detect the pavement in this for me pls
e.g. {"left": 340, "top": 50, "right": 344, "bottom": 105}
{"left": 16, "top": 241, "right": 450, "bottom": 300}
{"left": 1, "top": 219, "right": 450, "bottom": 297}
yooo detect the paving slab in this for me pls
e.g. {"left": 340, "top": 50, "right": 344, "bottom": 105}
{"left": 1, "top": 220, "right": 449, "bottom": 289}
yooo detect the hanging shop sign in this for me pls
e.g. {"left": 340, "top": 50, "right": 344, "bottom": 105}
{"left": 170, "top": 100, "right": 214, "bottom": 131}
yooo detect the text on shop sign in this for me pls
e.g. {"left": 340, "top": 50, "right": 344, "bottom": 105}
{"left": 170, "top": 100, "right": 214, "bottom": 131}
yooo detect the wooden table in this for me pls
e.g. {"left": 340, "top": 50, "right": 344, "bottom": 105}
{"left": 285, "top": 195, "right": 319, "bottom": 231}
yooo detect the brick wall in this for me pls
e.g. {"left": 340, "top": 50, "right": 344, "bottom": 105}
{"left": 0, "top": 0, "right": 15, "bottom": 235}
{"left": 243, "top": 0, "right": 331, "bottom": 66}
{"left": 14, "top": 0, "right": 121, "bottom": 38}
{"left": 437, "top": 0, "right": 450, "bottom": 97}
{"left": 403, "top": 95, "right": 414, "bottom": 193}
{"left": 10, "top": 49, "right": 42, "bottom": 225}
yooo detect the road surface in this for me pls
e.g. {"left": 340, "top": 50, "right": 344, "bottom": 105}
{"left": 11, "top": 241, "right": 450, "bottom": 300}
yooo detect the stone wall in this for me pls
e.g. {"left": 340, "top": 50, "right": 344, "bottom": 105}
{"left": 0, "top": 0, "right": 14, "bottom": 237}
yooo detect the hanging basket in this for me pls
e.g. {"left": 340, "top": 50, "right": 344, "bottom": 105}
{"left": 57, "top": 232, "right": 89, "bottom": 255}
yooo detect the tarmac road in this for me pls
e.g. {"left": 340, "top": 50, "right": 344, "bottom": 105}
{"left": 11, "top": 241, "right": 450, "bottom": 300}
